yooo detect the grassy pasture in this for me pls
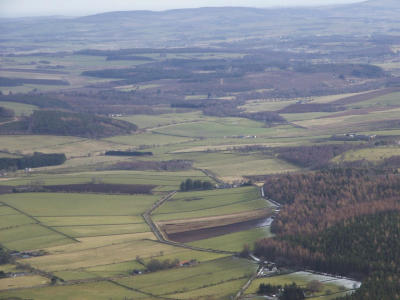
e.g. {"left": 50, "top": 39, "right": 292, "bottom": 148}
{"left": 155, "top": 186, "right": 261, "bottom": 215}
{"left": 332, "top": 146, "right": 400, "bottom": 162}
{"left": 114, "top": 83, "right": 160, "bottom": 92}
{"left": 240, "top": 99, "right": 298, "bottom": 112}
{"left": 347, "top": 92, "right": 400, "bottom": 108}
{"left": 189, "top": 227, "right": 273, "bottom": 252}
{"left": 0, "top": 101, "right": 37, "bottom": 116}
{"left": 239, "top": 93, "right": 365, "bottom": 113}
{"left": 80, "top": 249, "right": 226, "bottom": 280}
{"left": 0, "top": 135, "right": 83, "bottom": 154}
{"left": 0, "top": 275, "right": 49, "bottom": 291}
{"left": 105, "top": 132, "right": 195, "bottom": 147}
{"left": 140, "top": 248, "right": 228, "bottom": 266}
{"left": 0, "top": 205, "right": 20, "bottom": 216}
{"left": 116, "top": 257, "right": 255, "bottom": 296}
{"left": 0, "top": 193, "right": 159, "bottom": 217}
{"left": 23, "top": 238, "right": 224, "bottom": 275}
{"left": 170, "top": 278, "right": 247, "bottom": 299}
{"left": 0, "top": 281, "right": 156, "bottom": 300}
{"left": 82, "top": 260, "right": 146, "bottom": 278}
{"left": 47, "top": 232, "right": 156, "bottom": 254}
{"left": 294, "top": 107, "right": 400, "bottom": 133}
{"left": 37, "top": 215, "right": 144, "bottom": 226}
{"left": 282, "top": 112, "right": 335, "bottom": 122}
{"left": 0, "top": 213, "right": 35, "bottom": 229}
{"left": 309, "top": 92, "right": 371, "bottom": 104}
{"left": 185, "top": 94, "right": 208, "bottom": 100}
{"left": 153, "top": 198, "right": 270, "bottom": 221}
{"left": 55, "top": 223, "right": 150, "bottom": 238}
{"left": 119, "top": 111, "right": 204, "bottom": 129}
{"left": 32, "top": 138, "right": 132, "bottom": 158}
{"left": 152, "top": 119, "right": 300, "bottom": 138}
{"left": 0, "top": 223, "right": 73, "bottom": 251}
{"left": 52, "top": 270, "right": 98, "bottom": 281}
{"left": 0, "top": 264, "right": 17, "bottom": 273}
{"left": 24, "top": 239, "right": 176, "bottom": 272}
{"left": 171, "top": 151, "right": 299, "bottom": 181}
{"left": 0, "top": 169, "right": 209, "bottom": 191}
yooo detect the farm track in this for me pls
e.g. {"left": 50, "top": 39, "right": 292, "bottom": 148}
{"left": 194, "top": 167, "right": 224, "bottom": 185}
{"left": 235, "top": 264, "right": 262, "bottom": 300}
{"left": 142, "top": 191, "right": 235, "bottom": 255}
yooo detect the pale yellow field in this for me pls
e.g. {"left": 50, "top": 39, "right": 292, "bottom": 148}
{"left": 33, "top": 139, "right": 131, "bottom": 158}
{"left": 23, "top": 239, "right": 180, "bottom": 272}
{"left": 309, "top": 91, "right": 374, "bottom": 103}
{"left": 333, "top": 146, "right": 400, "bottom": 162}
{"left": 0, "top": 275, "right": 49, "bottom": 291}
{"left": 0, "top": 135, "right": 83, "bottom": 154}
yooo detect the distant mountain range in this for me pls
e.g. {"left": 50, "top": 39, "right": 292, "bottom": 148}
{"left": 0, "top": 0, "right": 399, "bottom": 51}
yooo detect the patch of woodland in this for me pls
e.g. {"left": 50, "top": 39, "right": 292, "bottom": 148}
{"left": 0, "top": 246, "right": 11, "bottom": 265}
{"left": 105, "top": 160, "right": 192, "bottom": 171}
{"left": 0, "top": 77, "right": 69, "bottom": 87}
{"left": 0, "top": 152, "right": 66, "bottom": 171}
{"left": 0, "top": 110, "right": 137, "bottom": 138}
{"left": 104, "top": 150, "right": 152, "bottom": 157}
{"left": 275, "top": 143, "right": 369, "bottom": 169}
{"left": 180, "top": 178, "right": 214, "bottom": 191}
{"left": 25, "top": 183, "right": 156, "bottom": 195}
{"left": 257, "top": 168, "right": 400, "bottom": 299}
{"left": 0, "top": 106, "right": 15, "bottom": 122}
{"left": 0, "top": 93, "right": 71, "bottom": 110}
{"left": 255, "top": 212, "right": 400, "bottom": 299}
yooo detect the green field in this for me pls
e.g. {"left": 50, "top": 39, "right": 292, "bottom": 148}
{"left": 165, "top": 151, "right": 299, "bottom": 182}
{"left": 333, "top": 146, "right": 400, "bottom": 162}
{"left": 155, "top": 186, "right": 262, "bottom": 215}
{"left": 0, "top": 170, "right": 209, "bottom": 192}
{"left": 189, "top": 227, "right": 273, "bottom": 252}
{"left": 171, "top": 278, "right": 247, "bottom": 299}
{"left": 153, "top": 119, "right": 304, "bottom": 139}
{"left": 0, "top": 281, "right": 158, "bottom": 300}
{"left": 0, "top": 223, "right": 74, "bottom": 251}
{"left": 154, "top": 199, "right": 270, "bottom": 221}
{"left": 119, "top": 111, "right": 205, "bottom": 129}
{"left": 105, "top": 132, "right": 195, "bottom": 147}
{"left": 0, "top": 135, "right": 83, "bottom": 154}
{"left": 347, "top": 92, "right": 400, "bottom": 108}
{"left": 116, "top": 257, "right": 256, "bottom": 296}
{"left": 0, "top": 193, "right": 159, "bottom": 217}
{"left": 0, "top": 101, "right": 38, "bottom": 116}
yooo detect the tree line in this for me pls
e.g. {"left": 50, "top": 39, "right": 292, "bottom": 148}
{"left": 0, "top": 152, "right": 66, "bottom": 171}
{"left": 180, "top": 179, "right": 213, "bottom": 191}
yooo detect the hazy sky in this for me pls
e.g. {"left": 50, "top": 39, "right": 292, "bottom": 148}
{"left": 0, "top": 0, "right": 364, "bottom": 18}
